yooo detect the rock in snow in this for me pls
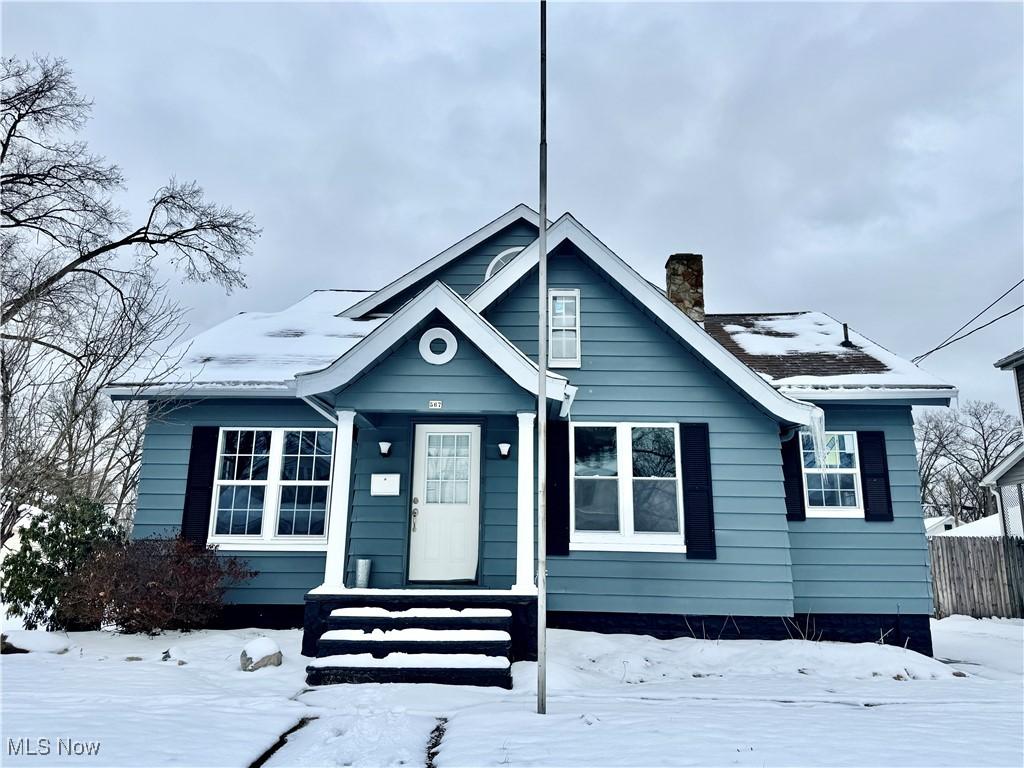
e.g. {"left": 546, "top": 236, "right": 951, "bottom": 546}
{"left": 240, "top": 636, "right": 282, "bottom": 671}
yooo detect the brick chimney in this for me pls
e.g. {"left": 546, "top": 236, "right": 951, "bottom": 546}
{"left": 665, "top": 253, "right": 705, "bottom": 324}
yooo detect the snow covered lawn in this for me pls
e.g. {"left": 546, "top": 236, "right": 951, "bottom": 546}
{"left": 2, "top": 617, "right": 1021, "bottom": 767}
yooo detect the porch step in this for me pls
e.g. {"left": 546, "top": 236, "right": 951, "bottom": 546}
{"left": 326, "top": 607, "right": 512, "bottom": 633}
{"left": 307, "top": 605, "right": 516, "bottom": 687}
{"left": 306, "top": 653, "right": 512, "bottom": 688}
{"left": 317, "top": 627, "right": 511, "bottom": 658}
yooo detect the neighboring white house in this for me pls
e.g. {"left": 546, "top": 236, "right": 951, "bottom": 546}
{"left": 979, "top": 348, "right": 1024, "bottom": 538}
{"left": 934, "top": 513, "right": 1003, "bottom": 538}
{"left": 923, "top": 515, "right": 955, "bottom": 538}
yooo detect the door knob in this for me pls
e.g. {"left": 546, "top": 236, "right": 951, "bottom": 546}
{"left": 412, "top": 496, "right": 419, "bottom": 504}
{"left": 411, "top": 508, "right": 418, "bottom": 531}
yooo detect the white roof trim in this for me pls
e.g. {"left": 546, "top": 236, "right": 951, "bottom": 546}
{"left": 297, "top": 281, "right": 575, "bottom": 405}
{"left": 981, "top": 444, "right": 1024, "bottom": 487}
{"left": 467, "top": 214, "right": 819, "bottom": 426}
{"left": 776, "top": 386, "right": 958, "bottom": 403}
{"left": 104, "top": 383, "right": 295, "bottom": 400}
{"left": 341, "top": 204, "right": 540, "bottom": 319}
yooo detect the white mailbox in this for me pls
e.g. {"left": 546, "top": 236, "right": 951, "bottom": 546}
{"left": 370, "top": 473, "right": 401, "bottom": 497}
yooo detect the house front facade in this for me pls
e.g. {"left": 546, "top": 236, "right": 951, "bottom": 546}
{"left": 111, "top": 206, "right": 956, "bottom": 686}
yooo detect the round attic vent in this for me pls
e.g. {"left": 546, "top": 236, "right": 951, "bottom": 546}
{"left": 419, "top": 328, "right": 457, "bottom": 365}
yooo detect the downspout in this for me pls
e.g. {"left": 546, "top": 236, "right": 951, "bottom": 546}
{"left": 988, "top": 486, "right": 1007, "bottom": 537}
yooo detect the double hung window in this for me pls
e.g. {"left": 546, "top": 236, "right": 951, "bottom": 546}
{"left": 210, "top": 428, "right": 334, "bottom": 548}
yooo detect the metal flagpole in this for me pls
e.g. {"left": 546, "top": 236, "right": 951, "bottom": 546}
{"left": 536, "top": 0, "right": 548, "bottom": 716}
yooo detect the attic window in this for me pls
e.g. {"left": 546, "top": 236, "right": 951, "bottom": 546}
{"left": 484, "top": 247, "right": 524, "bottom": 281}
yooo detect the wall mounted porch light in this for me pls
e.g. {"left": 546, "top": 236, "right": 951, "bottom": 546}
{"left": 498, "top": 442, "right": 512, "bottom": 459}
{"left": 379, "top": 441, "right": 392, "bottom": 457}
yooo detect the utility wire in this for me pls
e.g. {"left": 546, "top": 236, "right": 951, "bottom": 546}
{"left": 913, "top": 278, "right": 1024, "bottom": 363}
{"left": 913, "top": 304, "right": 1024, "bottom": 363}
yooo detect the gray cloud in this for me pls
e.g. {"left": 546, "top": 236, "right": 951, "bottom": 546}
{"left": 6, "top": 1, "right": 1022, "bottom": 410}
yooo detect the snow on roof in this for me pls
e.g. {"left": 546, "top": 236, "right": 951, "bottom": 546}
{"left": 936, "top": 514, "right": 1002, "bottom": 537}
{"left": 112, "top": 290, "right": 384, "bottom": 387}
{"left": 704, "top": 311, "right": 954, "bottom": 395}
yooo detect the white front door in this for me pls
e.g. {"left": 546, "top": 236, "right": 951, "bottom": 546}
{"left": 408, "top": 424, "right": 481, "bottom": 582}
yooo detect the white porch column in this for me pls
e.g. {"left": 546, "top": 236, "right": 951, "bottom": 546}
{"left": 323, "top": 409, "right": 356, "bottom": 588}
{"left": 515, "top": 411, "right": 537, "bottom": 589}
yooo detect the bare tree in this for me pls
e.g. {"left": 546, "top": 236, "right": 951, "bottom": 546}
{"left": 1, "top": 56, "right": 259, "bottom": 545}
{"left": 915, "top": 400, "right": 1022, "bottom": 523}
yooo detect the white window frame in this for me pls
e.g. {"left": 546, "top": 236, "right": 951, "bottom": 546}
{"left": 207, "top": 427, "right": 334, "bottom": 551}
{"left": 548, "top": 288, "right": 582, "bottom": 368}
{"left": 484, "top": 247, "right": 524, "bottom": 281}
{"left": 801, "top": 430, "right": 864, "bottom": 519}
{"left": 569, "top": 422, "right": 686, "bottom": 552}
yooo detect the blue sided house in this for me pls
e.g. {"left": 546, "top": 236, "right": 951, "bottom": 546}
{"left": 109, "top": 205, "right": 957, "bottom": 687}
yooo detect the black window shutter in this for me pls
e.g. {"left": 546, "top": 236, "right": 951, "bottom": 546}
{"left": 681, "top": 423, "right": 716, "bottom": 559}
{"left": 780, "top": 433, "right": 806, "bottom": 521}
{"left": 181, "top": 426, "right": 220, "bottom": 545}
{"left": 857, "top": 431, "right": 894, "bottom": 522}
{"left": 546, "top": 419, "right": 571, "bottom": 556}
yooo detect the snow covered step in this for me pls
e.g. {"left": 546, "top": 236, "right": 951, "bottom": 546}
{"left": 309, "top": 652, "right": 510, "bottom": 669}
{"left": 325, "top": 605, "right": 512, "bottom": 633}
{"left": 330, "top": 607, "right": 511, "bottom": 619}
{"left": 306, "top": 653, "right": 512, "bottom": 688}
{"left": 322, "top": 628, "right": 510, "bottom": 642}
{"left": 317, "top": 627, "right": 512, "bottom": 658}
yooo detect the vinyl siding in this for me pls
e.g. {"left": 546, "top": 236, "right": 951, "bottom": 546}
{"left": 486, "top": 243, "right": 796, "bottom": 617}
{"left": 788, "top": 405, "right": 934, "bottom": 615}
{"left": 332, "top": 314, "right": 534, "bottom": 414}
{"left": 133, "top": 399, "right": 333, "bottom": 604}
{"left": 1000, "top": 455, "right": 1024, "bottom": 486}
{"left": 344, "top": 413, "right": 519, "bottom": 589}
{"left": 376, "top": 220, "right": 537, "bottom": 313}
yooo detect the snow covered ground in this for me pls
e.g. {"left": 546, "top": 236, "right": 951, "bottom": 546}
{"left": 2, "top": 617, "right": 1021, "bottom": 767}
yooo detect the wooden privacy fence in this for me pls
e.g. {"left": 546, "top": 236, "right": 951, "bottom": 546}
{"left": 929, "top": 536, "right": 1024, "bottom": 619}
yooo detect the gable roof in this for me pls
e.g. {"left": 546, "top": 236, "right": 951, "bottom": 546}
{"left": 467, "top": 213, "right": 820, "bottom": 426}
{"left": 296, "top": 281, "right": 576, "bottom": 411}
{"left": 995, "top": 348, "right": 1024, "bottom": 370}
{"left": 341, "top": 204, "right": 541, "bottom": 319}
{"left": 106, "top": 289, "right": 383, "bottom": 398}
{"left": 980, "top": 443, "right": 1024, "bottom": 487}
{"left": 704, "top": 312, "right": 956, "bottom": 402}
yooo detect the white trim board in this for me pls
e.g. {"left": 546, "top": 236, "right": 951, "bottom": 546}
{"left": 104, "top": 384, "right": 296, "bottom": 400}
{"left": 308, "top": 585, "right": 539, "bottom": 596}
{"left": 297, "top": 281, "right": 576, "bottom": 407}
{"left": 341, "top": 204, "right": 541, "bottom": 319}
{"left": 467, "top": 214, "right": 820, "bottom": 427}
{"left": 777, "top": 386, "right": 957, "bottom": 403}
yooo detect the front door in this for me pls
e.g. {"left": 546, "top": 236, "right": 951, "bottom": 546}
{"left": 408, "top": 424, "right": 481, "bottom": 582}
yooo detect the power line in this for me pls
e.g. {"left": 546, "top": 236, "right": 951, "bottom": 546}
{"left": 913, "top": 278, "right": 1024, "bottom": 363}
{"left": 914, "top": 304, "right": 1024, "bottom": 362}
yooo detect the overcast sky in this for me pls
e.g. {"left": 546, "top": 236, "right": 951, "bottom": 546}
{"left": 6, "top": 1, "right": 1023, "bottom": 411}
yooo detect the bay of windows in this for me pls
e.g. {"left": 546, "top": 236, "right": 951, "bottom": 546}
{"left": 571, "top": 423, "right": 684, "bottom": 550}
{"left": 210, "top": 427, "right": 334, "bottom": 546}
